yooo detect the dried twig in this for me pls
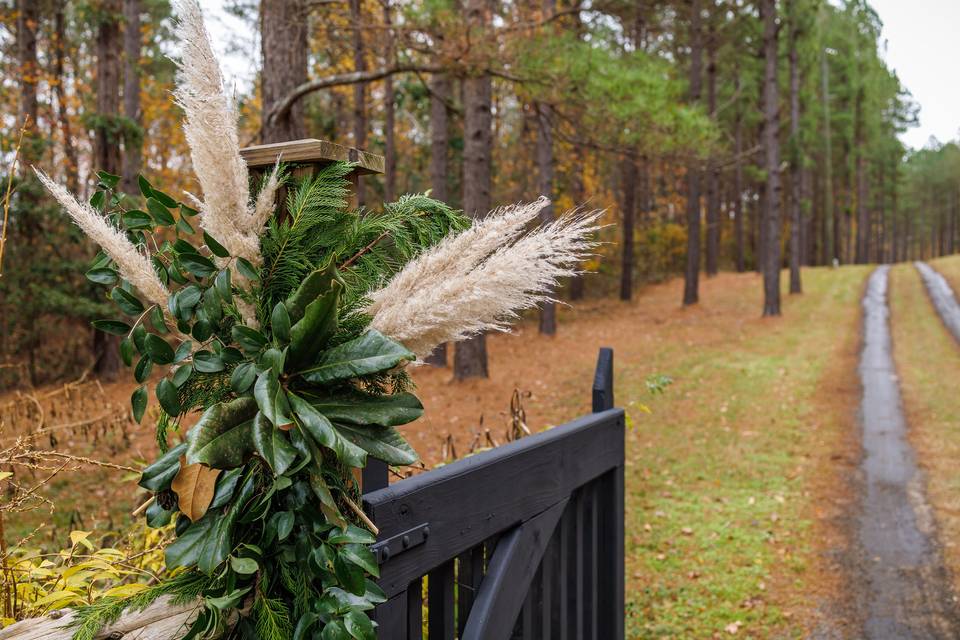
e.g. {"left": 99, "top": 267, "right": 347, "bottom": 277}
{"left": 0, "top": 118, "right": 28, "bottom": 278}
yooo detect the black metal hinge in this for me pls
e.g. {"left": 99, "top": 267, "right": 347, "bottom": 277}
{"left": 372, "top": 523, "right": 430, "bottom": 564}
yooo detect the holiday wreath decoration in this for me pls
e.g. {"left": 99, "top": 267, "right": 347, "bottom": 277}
{"left": 33, "top": 1, "right": 599, "bottom": 638}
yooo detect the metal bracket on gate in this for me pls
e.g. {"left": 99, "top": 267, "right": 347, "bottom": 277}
{"left": 371, "top": 523, "right": 430, "bottom": 564}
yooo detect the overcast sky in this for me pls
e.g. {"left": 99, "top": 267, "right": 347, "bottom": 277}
{"left": 204, "top": 0, "right": 959, "bottom": 151}
{"left": 868, "top": 0, "right": 960, "bottom": 150}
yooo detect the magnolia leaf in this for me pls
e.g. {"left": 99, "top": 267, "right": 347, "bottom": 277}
{"left": 139, "top": 442, "right": 187, "bottom": 491}
{"left": 334, "top": 423, "right": 418, "bottom": 466}
{"left": 289, "top": 394, "right": 366, "bottom": 468}
{"left": 309, "top": 470, "right": 346, "bottom": 529}
{"left": 145, "top": 499, "right": 175, "bottom": 528}
{"left": 285, "top": 267, "right": 337, "bottom": 323}
{"left": 254, "top": 371, "right": 294, "bottom": 429}
{"left": 305, "top": 391, "right": 423, "bottom": 427}
{"left": 252, "top": 412, "right": 297, "bottom": 475}
{"left": 299, "top": 330, "right": 414, "bottom": 383}
{"left": 288, "top": 283, "right": 340, "bottom": 370}
{"left": 171, "top": 456, "right": 222, "bottom": 522}
{"left": 186, "top": 397, "right": 258, "bottom": 468}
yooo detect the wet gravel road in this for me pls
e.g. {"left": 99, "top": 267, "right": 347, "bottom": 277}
{"left": 855, "top": 265, "right": 960, "bottom": 638}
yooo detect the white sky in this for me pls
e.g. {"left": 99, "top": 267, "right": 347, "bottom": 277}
{"left": 202, "top": 0, "right": 959, "bottom": 151}
{"left": 870, "top": 0, "right": 960, "bottom": 150}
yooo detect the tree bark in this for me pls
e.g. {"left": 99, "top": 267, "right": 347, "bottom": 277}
{"left": 51, "top": 8, "right": 78, "bottom": 192}
{"left": 705, "top": 15, "right": 720, "bottom": 277}
{"left": 383, "top": 1, "right": 396, "bottom": 202}
{"left": 854, "top": 86, "right": 868, "bottom": 264}
{"left": 620, "top": 154, "right": 637, "bottom": 301}
{"left": 683, "top": 0, "right": 703, "bottom": 307}
{"left": 536, "top": 101, "right": 558, "bottom": 329}
{"left": 569, "top": 147, "right": 586, "bottom": 300}
{"left": 820, "top": 48, "right": 835, "bottom": 265}
{"left": 788, "top": 12, "right": 802, "bottom": 294}
{"left": 260, "top": 0, "right": 308, "bottom": 143}
{"left": 122, "top": 0, "right": 142, "bottom": 196}
{"left": 349, "top": 0, "right": 368, "bottom": 206}
{"left": 423, "top": 72, "right": 453, "bottom": 367}
{"left": 734, "top": 72, "right": 745, "bottom": 273}
{"left": 454, "top": 0, "right": 493, "bottom": 380}
{"left": 760, "top": 0, "right": 781, "bottom": 316}
{"left": 94, "top": 0, "right": 123, "bottom": 380}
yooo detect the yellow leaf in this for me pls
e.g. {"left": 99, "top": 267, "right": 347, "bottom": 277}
{"left": 0, "top": 471, "right": 12, "bottom": 482}
{"left": 103, "top": 583, "right": 148, "bottom": 598}
{"left": 69, "top": 531, "right": 94, "bottom": 551}
{"left": 171, "top": 456, "right": 221, "bottom": 522}
{"left": 33, "top": 590, "right": 83, "bottom": 607}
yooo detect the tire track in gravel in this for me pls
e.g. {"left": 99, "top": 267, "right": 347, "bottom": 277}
{"left": 915, "top": 261, "right": 960, "bottom": 343}
{"left": 855, "top": 265, "right": 960, "bottom": 638}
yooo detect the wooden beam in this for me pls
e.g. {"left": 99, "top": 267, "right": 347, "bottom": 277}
{"left": 240, "top": 138, "right": 384, "bottom": 175}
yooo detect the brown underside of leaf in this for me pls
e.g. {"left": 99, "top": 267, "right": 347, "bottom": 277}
{"left": 170, "top": 455, "right": 221, "bottom": 521}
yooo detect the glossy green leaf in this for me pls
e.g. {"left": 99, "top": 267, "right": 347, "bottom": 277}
{"left": 144, "top": 334, "right": 175, "bottom": 365}
{"left": 193, "top": 350, "right": 225, "bottom": 373}
{"left": 92, "top": 319, "right": 130, "bottom": 336}
{"left": 304, "top": 391, "right": 423, "bottom": 427}
{"left": 334, "top": 423, "right": 418, "bottom": 466}
{"left": 230, "top": 362, "right": 257, "bottom": 394}
{"left": 299, "top": 330, "right": 414, "bottom": 383}
{"left": 147, "top": 197, "right": 176, "bottom": 225}
{"left": 180, "top": 253, "right": 217, "bottom": 278}
{"left": 228, "top": 556, "right": 259, "bottom": 575}
{"left": 96, "top": 170, "right": 120, "bottom": 189}
{"left": 232, "top": 325, "right": 268, "bottom": 352}
{"left": 156, "top": 378, "right": 181, "bottom": 416}
{"left": 334, "top": 553, "right": 366, "bottom": 596}
{"left": 271, "top": 302, "right": 291, "bottom": 343}
{"left": 203, "top": 231, "right": 229, "bottom": 258}
{"left": 134, "top": 355, "right": 152, "bottom": 383}
{"left": 191, "top": 319, "right": 213, "bottom": 343}
{"left": 122, "top": 210, "right": 153, "bottom": 230}
{"left": 185, "top": 397, "right": 258, "bottom": 468}
{"left": 150, "top": 305, "right": 169, "bottom": 334}
{"left": 174, "top": 340, "right": 193, "bottom": 363}
{"left": 275, "top": 511, "right": 294, "bottom": 541}
{"left": 289, "top": 394, "right": 366, "bottom": 468}
{"left": 320, "top": 620, "right": 351, "bottom": 640}
{"left": 284, "top": 267, "right": 337, "bottom": 323}
{"left": 236, "top": 257, "right": 259, "bottom": 281}
{"left": 214, "top": 269, "right": 232, "bottom": 303}
{"left": 252, "top": 412, "right": 297, "bottom": 475}
{"left": 137, "top": 174, "right": 154, "bottom": 199}
{"left": 139, "top": 442, "right": 187, "bottom": 491}
{"left": 86, "top": 267, "right": 118, "bottom": 285}
{"left": 254, "top": 371, "right": 293, "bottom": 429}
{"left": 120, "top": 337, "right": 135, "bottom": 366}
{"left": 150, "top": 187, "right": 178, "bottom": 208}
{"left": 131, "top": 385, "right": 148, "bottom": 423}
{"left": 344, "top": 609, "right": 376, "bottom": 640}
{"left": 172, "top": 364, "right": 193, "bottom": 387}
{"left": 288, "top": 283, "right": 339, "bottom": 370}
{"left": 111, "top": 287, "right": 144, "bottom": 315}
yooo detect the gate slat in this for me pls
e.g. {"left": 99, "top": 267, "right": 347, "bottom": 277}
{"left": 427, "top": 560, "right": 455, "bottom": 639}
{"left": 406, "top": 579, "right": 423, "bottom": 639}
{"left": 376, "top": 592, "right": 407, "bottom": 640}
{"left": 456, "top": 545, "right": 484, "bottom": 637}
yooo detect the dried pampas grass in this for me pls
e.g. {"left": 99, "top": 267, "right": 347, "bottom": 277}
{"left": 367, "top": 200, "right": 601, "bottom": 360}
{"left": 172, "top": 0, "right": 264, "bottom": 266}
{"left": 34, "top": 169, "right": 170, "bottom": 309}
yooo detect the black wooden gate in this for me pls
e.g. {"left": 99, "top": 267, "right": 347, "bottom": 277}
{"left": 361, "top": 348, "right": 625, "bottom": 639}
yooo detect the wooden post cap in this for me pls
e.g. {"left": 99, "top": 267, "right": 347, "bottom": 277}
{"left": 240, "top": 138, "right": 384, "bottom": 175}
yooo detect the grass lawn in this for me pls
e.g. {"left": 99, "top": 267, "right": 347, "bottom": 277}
{"left": 890, "top": 258, "right": 960, "bottom": 596}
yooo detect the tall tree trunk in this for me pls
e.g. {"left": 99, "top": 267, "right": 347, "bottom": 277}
{"left": 683, "top": 0, "right": 703, "bottom": 306}
{"left": 260, "top": 0, "right": 307, "bottom": 142}
{"left": 820, "top": 48, "right": 835, "bottom": 264}
{"left": 53, "top": 8, "right": 79, "bottom": 192}
{"left": 349, "top": 0, "right": 368, "bottom": 206}
{"left": 424, "top": 72, "right": 453, "bottom": 367}
{"left": 569, "top": 148, "right": 586, "bottom": 300}
{"left": 760, "top": 0, "right": 782, "bottom": 316}
{"left": 94, "top": 0, "right": 123, "bottom": 380}
{"left": 454, "top": 0, "right": 493, "bottom": 380}
{"left": 854, "top": 86, "right": 868, "bottom": 264}
{"left": 122, "top": 0, "right": 142, "bottom": 195}
{"left": 705, "top": 17, "right": 720, "bottom": 277}
{"left": 383, "top": 1, "right": 396, "bottom": 202}
{"left": 734, "top": 73, "right": 745, "bottom": 272}
{"left": 536, "top": 0, "right": 557, "bottom": 332}
{"left": 17, "top": 0, "right": 38, "bottom": 152}
{"left": 620, "top": 154, "right": 637, "bottom": 301}
{"left": 788, "top": 12, "right": 802, "bottom": 294}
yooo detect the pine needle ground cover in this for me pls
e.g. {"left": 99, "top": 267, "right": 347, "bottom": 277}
{"left": 889, "top": 259, "right": 960, "bottom": 597}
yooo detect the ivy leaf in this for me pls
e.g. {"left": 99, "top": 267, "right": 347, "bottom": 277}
{"left": 203, "top": 231, "right": 230, "bottom": 258}
{"left": 304, "top": 391, "right": 423, "bottom": 427}
{"left": 156, "top": 378, "right": 181, "bottom": 416}
{"left": 170, "top": 456, "right": 222, "bottom": 521}
{"left": 111, "top": 287, "right": 145, "bottom": 315}
{"left": 299, "top": 330, "right": 414, "bottom": 383}
{"left": 139, "top": 442, "right": 187, "bottom": 491}
{"left": 131, "top": 385, "right": 148, "bottom": 423}
{"left": 92, "top": 319, "right": 130, "bottom": 336}
{"left": 144, "top": 334, "right": 175, "bottom": 365}
{"left": 180, "top": 253, "right": 217, "bottom": 278}
{"left": 288, "top": 283, "right": 339, "bottom": 370}
{"left": 254, "top": 371, "right": 294, "bottom": 430}
{"left": 185, "top": 397, "right": 258, "bottom": 468}
{"left": 252, "top": 412, "right": 297, "bottom": 475}
{"left": 334, "top": 423, "right": 418, "bottom": 466}
{"left": 289, "top": 394, "right": 366, "bottom": 468}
